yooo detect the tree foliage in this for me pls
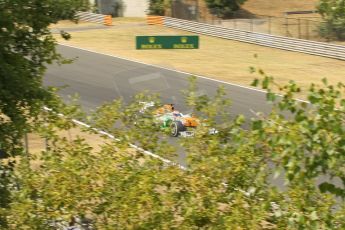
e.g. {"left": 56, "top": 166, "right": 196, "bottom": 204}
{"left": 317, "top": 0, "right": 345, "bottom": 40}
{"left": 0, "top": 0, "right": 90, "bottom": 156}
{"left": 147, "top": 0, "right": 171, "bottom": 15}
{"left": 3, "top": 75, "right": 345, "bottom": 229}
{"left": 205, "top": 0, "right": 247, "bottom": 18}
{"left": 250, "top": 69, "right": 345, "bottom": 198}
{"left": 0, "top": 0, "right": 89, "bottom": 227}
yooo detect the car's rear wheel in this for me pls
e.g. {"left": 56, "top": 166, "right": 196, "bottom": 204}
{"left": 171, "top": 121, "right": 186, "bottom": 137}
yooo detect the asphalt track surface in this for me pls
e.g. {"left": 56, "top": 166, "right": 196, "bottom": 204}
{"left": 45, "top": 45, "right": 343, "bottom": 191}
{"left": 45, "top": 45, "right": 271, "bottom": 117}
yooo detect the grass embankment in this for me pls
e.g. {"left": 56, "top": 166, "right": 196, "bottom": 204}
{"left": 53, "top": 20, "right": 345, "bottom": 96}
{"left": 242, "top": 0, "right": 319, "bottom": 17}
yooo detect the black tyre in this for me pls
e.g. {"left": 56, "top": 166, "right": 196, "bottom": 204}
{"left": 171, "top": 121, "right": 186, "bottom": 137}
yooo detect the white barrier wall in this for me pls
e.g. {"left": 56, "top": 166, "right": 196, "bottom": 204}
{"left": 163, "top": 17, "right": 345, "bottom": 61}
{"left": 122, "top": 0, "right": 148, "bottom": 17}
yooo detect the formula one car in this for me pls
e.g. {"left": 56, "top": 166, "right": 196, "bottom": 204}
{"left": 140, "top": 102, "right": 216, "bottom": 137}
{"left": 153, "top": 104, "right": 199, "bottom": 137}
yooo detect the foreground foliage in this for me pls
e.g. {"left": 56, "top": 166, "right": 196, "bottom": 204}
{"left": 2, "top": 75, "right": 344, "bottom": 229}
{"left": 0, "top": 0, "right": 89, "bottom": 227}
{"left": 0, "top": 0, "right": 89, "bottom": 156}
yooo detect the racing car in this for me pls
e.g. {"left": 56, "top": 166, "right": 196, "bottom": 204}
{"left": 140, "top": 102, "right": 215, "bottom": 137}
{"left": 153, "top": 104, "right": 199, "bottom": 137}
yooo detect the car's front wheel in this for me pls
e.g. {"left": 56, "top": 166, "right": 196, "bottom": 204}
{"left": 171, "top": 121, "right": 186, "bottom": 137}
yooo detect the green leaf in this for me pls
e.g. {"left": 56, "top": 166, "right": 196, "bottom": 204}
{"left": 251, "top": 78, "right": 259, "bottom": 86}
{"left": 310, "top": 211, "right": 319, "bottom": 221}
{"left": 252, "top": 120, "right": 263, "bottom": 130}
{"left": 266, "top": 92, "right": 276, "bottom": 102}
{"left": 249, "top": 66, "right": 256, "bottom": 74}
{"left": 319, "top": 182, "right": 335, "bottom": 193}
{"left": 60, "top": 30, "right": 71, "bottom": 40}
{"left": 262, "top": 77, "right": 270, "bottom": 89}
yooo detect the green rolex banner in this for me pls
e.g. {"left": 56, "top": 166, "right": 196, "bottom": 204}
{"left": 136, "top": 35, "right": 199, "bottom": 49}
